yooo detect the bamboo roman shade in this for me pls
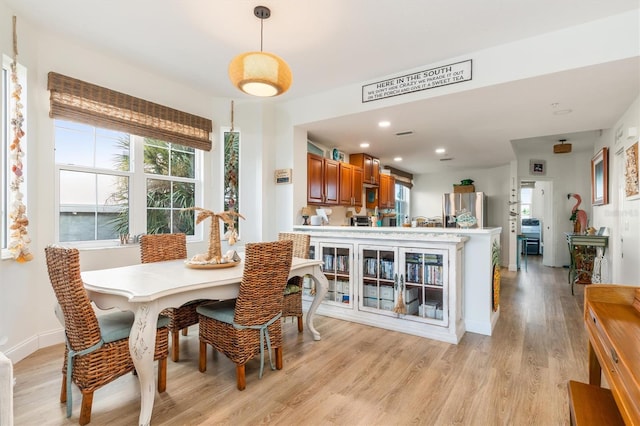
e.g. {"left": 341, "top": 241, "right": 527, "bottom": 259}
{"left": 47, "top": 72, "right": 212, "bottom": 151}
{"left": 384, "top": 166, "right": 413, "bottom": 189}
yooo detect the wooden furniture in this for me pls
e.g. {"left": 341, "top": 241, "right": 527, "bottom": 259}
{"left": 378, "top": 173, "right": 396, "bottom": 209}
{"left": 278, "top": 232, "right": 311, "bottom": 332}
{"left": 81, "top": 255, "right": 327, "bottom": 425}
{"left": 308, "top": 153, "right": 363, "bottom": 207}
{"left": 349, "top": 152, "right": 380, "bottom": 186}
{"left": 307, "top": 152, "right": 339, "bottom": 205}
{"left": 578, "top": 284, "right": 640, "bottom": 425}
{"left": 296, "top": 225, "right": 502, "bottom": 337}
{"left": 337, "top": 162, "right": 364, "bottom": 206}
{"left": 565, "top": 233, "right": 608, "bottom": 294}
{"left": 140, "top": 233, "right": 204, "bottom": 362}
{"left": 197, "top": 241, "right": 293, "bottom": 390}
{"left": 300, "top": 230, "right": 468, "bottom": 343}
{"left": 45, "top": 246, "right": 169, "bottom": 425}
{"left": 567, "top": 380, "right": 624, "bottom": 425}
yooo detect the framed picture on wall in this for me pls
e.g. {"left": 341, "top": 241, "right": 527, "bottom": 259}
{"left": 529, "top": 159, "right": 546, "bottom": 176}
{"left": 625, "top": 141, "right": 639, "bottom": 200}
{"left": 591, "top": 147, "right": 608, "bottom": 205}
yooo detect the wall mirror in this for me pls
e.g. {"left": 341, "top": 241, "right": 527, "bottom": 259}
{"left": 591, "top": 147, "right": 608, "bottom": 205}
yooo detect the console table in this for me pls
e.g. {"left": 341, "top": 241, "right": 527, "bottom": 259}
{"left": 577, "top": 284, "right": 640, "bottom": 425}
{"left": 565, "top": 233, "right": 608, "bottom": 294}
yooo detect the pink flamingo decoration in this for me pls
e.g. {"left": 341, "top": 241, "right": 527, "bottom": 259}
{"left": 568, "top": 193, "right": 588, "bottom": 234}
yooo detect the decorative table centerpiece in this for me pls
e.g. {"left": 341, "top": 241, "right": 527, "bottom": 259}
{"left": 184, "top": 207, "right": 244, "bottom": 269}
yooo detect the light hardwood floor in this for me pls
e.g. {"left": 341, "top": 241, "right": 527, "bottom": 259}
{"left": 13, "top": 256, "right": 589, "bottom": 425}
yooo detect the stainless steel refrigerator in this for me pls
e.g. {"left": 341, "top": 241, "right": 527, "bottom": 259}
{"left": 443, "top": 192, "right": 487, "bottom": 228}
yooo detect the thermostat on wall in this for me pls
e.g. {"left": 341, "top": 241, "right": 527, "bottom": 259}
{"left": 275, "top": 168, "right": 292, "bottom": 184}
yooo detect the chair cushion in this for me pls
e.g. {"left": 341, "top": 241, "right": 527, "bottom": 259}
{"left": 196, "top": 300, "right": 236, "bottom": 324}
{"left": 284, "top": 284, "right": 300, "bottom": 295}
{"left": 98, "top": 311, "right": 170, "bottom": 343}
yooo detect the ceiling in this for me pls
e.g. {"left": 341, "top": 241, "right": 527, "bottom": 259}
{"left": 5, "top": 0, "right": 640, "bottom": 175}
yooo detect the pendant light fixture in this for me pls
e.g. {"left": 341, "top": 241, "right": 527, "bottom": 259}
{"left": 553, "top": 138, "right": 572, "bottom": 154}
{"left": 228, "top": 6, "right": 292, "bottom": 97}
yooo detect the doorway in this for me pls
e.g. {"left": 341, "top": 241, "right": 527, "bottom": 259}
{"left": 520, "top": 180, "right": 555, "bottom": 267}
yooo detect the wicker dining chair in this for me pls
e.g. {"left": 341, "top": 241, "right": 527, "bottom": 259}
{"left": 140, "top": 233, "right": 204, "bottom": 362}
{"left": 278, "top": 232, "right": 310, "bottom": 332}
{"left": 196, "top": 240, "right": 293, "bottom": 390}
{"left": 45, "top": 246, "right": 169, "bottom": 426}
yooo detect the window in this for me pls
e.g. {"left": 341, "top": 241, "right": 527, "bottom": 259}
{"left": 520, "top": 187, "right": 533, "bottom": 218}
{"left": 55, "top": 119, "right": 200, "bottom": 244}
{"left": 395, "top": 183, "right": 410, "bottom": 224}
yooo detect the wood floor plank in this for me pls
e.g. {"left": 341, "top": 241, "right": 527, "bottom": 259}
{"left": 12, "top": 256, "right": 589, "bottom": 425}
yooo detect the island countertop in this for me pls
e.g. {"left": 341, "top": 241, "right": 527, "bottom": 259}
{"left": 293, "top": 225, "right": 501, "bottom": 236}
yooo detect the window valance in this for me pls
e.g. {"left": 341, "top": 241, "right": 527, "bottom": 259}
{"left": 384, "top": 166, "right": 413, "bottom": 189}
{"left": 47, "top": 72, "right": 212, "bottom": 151}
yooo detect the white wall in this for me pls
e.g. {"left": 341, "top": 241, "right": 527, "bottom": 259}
{"left": 0, "top": 5, "right": 271, "bottom": 361}
{"left": 412, "top": 165, "right": 510, "bottom": 265}
{"left": 592, "top": 96, "right": 640, "bottom": 285}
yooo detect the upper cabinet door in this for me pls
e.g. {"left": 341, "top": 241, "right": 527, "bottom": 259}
{"left": 339, "top": 162, "right": 353, "bottom": 205}
{"left": 307, "top": 153, "right": 324, "bottom": 204}
{"left": 371, "top": 157, "right": 380, "bottom": 185}
{"left": 323, "top": 158, "right": 340, "bottom": 205}
{"left": 352, "top": 166, "right": 364, "bottom": 207}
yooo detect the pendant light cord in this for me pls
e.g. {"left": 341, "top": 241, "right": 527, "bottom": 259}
{"left": 260, "top": 17, "right": 264, "bottom": 52}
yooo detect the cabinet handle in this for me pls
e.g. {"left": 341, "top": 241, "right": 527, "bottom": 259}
{"left": 611, "top": 348, "right": 618, "bottom": 364}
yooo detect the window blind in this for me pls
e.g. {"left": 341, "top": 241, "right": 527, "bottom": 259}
{"left": 47, "top": 72, "right": 212, "bottom": 151}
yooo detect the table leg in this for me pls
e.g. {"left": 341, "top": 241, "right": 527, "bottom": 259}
{"left": 305, "top": 265, "right": 329, "bottom": 341}
{"left": 129, "top": 303, "right": 158, "bottom": 426}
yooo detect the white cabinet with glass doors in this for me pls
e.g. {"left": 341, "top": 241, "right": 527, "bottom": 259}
{"left": 303, "top": 242, "right": 354, "bottom": 308}
{"left": 300, "top": 231, "right": 466, "bottom": 343}
{"left": 358, "top": 245, "right": 449, "bottom": 327}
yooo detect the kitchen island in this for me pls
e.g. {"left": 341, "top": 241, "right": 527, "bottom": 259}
{"left": 293, "top": 225, "right": 502, "bottom": 342}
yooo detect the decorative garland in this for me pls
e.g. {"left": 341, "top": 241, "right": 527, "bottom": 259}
{"left": 8, "top": 16, "right": 32, "bottom": 263}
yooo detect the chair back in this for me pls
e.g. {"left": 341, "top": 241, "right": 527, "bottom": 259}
{"left": 278, "top": 232, "right": 310, "bottom": 259}
{"left": 44, "top": 246, "right": 102, "bottom": 352}
{"left": 234, "top": 240, "right": 293, "bottom": 327}
{"left": 140, "top": 233, "right": 187, "bottom": 263}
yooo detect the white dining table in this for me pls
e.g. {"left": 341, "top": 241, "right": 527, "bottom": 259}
{"left": 81, "top": 256, "right": 327, "bottom": 426}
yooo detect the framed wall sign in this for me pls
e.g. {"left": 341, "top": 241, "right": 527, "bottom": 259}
{"left": 591, "top": 147, "right": 608, "bottom": 205}
{"left": 529, "top": 159, "right": 546, "bottom": 176}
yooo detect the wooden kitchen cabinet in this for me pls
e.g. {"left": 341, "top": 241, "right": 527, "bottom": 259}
{"left": 379, "top": 174, "right": 395, "bottom": 209}
{"left": 339, "top": 162, "right": 364, "bottom": 206}
{"left": 339, "top": 162, "right": 353, "bottom": 205}
{"left": 307, "top": 153, "right": 339, "bottom": 205}
{"left": 349, "top": 153, "right": 380, "bottom": 186}
{"left": 352, "top": 165, "right": 364, "bottom": 207}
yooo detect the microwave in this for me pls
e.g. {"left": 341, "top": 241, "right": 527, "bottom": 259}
{"left": 351, "top": 216, "right": 371, "bottom": 226}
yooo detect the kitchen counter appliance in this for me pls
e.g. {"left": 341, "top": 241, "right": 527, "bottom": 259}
{"left": 351, "top": 216, "right": 371, "bottom": 226}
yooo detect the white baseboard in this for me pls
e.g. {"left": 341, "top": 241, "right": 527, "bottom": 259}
{"left": 3, "top": 328, "right": 64, "bottom": 364}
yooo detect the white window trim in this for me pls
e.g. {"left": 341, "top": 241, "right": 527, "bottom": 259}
{"left": 54, "top": 125, "right": 204, "bottom": 248}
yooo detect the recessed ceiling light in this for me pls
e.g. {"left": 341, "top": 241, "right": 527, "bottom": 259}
{"left": 378, "top": 121, "right": 391, "bottom": 128}
{"left": 435, "top": 148, "right": 446, "bottom": 154}
{"left": 393, "top": 157, "right": 402, "bottom": 162}
{"left": 360, "top": 142, "right": 370, "bottom": 148}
